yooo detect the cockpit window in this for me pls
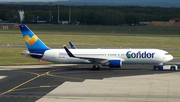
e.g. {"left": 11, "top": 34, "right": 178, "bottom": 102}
{"left": 165, "top": 53, "right": 170, "bottom": 55}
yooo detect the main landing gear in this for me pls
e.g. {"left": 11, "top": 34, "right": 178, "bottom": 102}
{"left": 92, "top": 65, "right": 100, "bottom": 71}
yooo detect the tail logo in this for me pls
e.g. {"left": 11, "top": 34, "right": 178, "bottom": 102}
{"left": 24, "top": 35, "right": 38, "bottom": 46}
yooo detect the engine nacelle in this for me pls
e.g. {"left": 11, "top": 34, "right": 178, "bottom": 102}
{"left": 102, "top": 60, "right": 122, "bottom": 68}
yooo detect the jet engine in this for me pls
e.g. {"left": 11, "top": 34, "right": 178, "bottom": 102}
{"left": 102, "top": 60, "right": 122, "bottom": 68}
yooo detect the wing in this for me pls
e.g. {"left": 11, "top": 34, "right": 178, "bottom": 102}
{"left": 63, "top": 46, "right": 124, "bottom": 64}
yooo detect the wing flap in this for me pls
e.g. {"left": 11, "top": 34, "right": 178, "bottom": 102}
{"left": 77, "top": 57, "right": 124, "bottom": 64}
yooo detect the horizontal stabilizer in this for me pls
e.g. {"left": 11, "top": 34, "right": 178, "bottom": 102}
{"left": 20, "top": 52, "right": 43, "bottom": 56}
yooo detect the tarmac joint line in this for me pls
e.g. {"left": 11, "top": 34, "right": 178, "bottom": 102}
{"left": 0, "top": 68, "right": 85, "bottom": 96}
{"left": 0, "top": 74, "right": 41, "bottom": 96}
{"left": 56, "top": 97, "right": 77, "bottom": 102}
{"left": 0, "top": 69, "right": 61, "bottom": 96}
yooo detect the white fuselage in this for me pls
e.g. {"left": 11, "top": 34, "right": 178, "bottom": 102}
{"left": 40, "top": 49, "right": 173, "bottom": 64}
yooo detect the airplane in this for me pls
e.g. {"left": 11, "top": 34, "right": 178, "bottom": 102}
{"left": 19, "top": 25, "right": 173, "bottom": 70}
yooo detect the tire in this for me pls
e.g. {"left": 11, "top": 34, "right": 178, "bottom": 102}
{"left": 97, "top": 66, "right": 100, "bottom": 71}
{"left": 171, "top": 67, "right": 175, "bottom": 71}
{"left": 155, "top": 67, "right": 159, "bottom": 71}
{"left": 171, "top": 66, "right": 175, "bottom": 71}
{"left": 92, "top": 66, "right": 96, "bottom": 70}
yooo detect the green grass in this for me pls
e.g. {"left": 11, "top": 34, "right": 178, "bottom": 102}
{"left": 28, "top": 25, "right": 180, "bottom": 35}
{"left": 1, "top": 34, "right": 179, "bottom": 48}
{"left": 168, "top": 51, "right": 180, "bottom": 58}
{"left": 0, "top": 47, "right": 52, "bottom": 65}
{"left": 1, "top": 24, "right": 180, "bottom": 35}
{"left": 0, "top": 24, "right": 180, "bottom": 65}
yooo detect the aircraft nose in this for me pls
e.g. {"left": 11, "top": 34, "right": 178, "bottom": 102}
{"left": 169, "top": 54, "right": 173, "bottom": 61}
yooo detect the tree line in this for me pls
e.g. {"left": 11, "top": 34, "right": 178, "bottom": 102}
{"left": 1, "top": 4, "right": 180, "bottom": 25}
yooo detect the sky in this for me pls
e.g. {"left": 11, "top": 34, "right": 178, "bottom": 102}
{"left": 1, "top": 0, "right": 62, "bottom": 1}
{"left": 1, "top": 0, "right": 180, "bottom": 7}
{"left": 1, "top": 0, "right": 179, "bottom": 2}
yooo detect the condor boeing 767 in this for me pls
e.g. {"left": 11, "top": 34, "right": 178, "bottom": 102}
{"left": 19, "top": 25, "right": 173, "bottom": 70}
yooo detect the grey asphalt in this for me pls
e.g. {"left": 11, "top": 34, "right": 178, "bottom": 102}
{"left": 0, "top": 61, "right": 179, "bottom": 102}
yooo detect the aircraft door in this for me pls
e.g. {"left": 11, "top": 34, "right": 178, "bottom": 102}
{"left": 154, "top": 52, "right": 159, "bottom": 59}
{"left": 52, "top": 53, "right": 55, "bottom": 58}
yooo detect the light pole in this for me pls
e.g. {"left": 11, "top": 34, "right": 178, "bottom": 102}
{"left": 58, "top": 0, "right": 60, "bottom": 23}
{"left": 49, "top": 2, "right": 52, "bottom": 22}
{"left": 69, "top": 0, "right": 71, "bottom": 24}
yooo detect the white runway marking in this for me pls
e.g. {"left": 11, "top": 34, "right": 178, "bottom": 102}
{"left": 0, "top": 76, "right": 6, "bottom": 80}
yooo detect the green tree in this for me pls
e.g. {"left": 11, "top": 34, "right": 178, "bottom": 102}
{"left": 5, "top": 10, "right": 20, "bottom": 23}
{"left": 81, "top": 11, "right": 96, "bottom": 25}
{"left": 5, "top": 10, "right": 19, "bottom": 23}
{"left": 125, "top": 14, "right": 140, "bottom": 25}
{"left": 23, "top": 11, "right": 33, "bottom": 23}
{"left": 95, "top": 9, "right": 124, "bottom": 25}
{"left": 32, "top": 10, "right": 49, "bottom": 22}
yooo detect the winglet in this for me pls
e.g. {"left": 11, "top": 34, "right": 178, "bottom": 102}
{"left": 69, "top": 42, "right": 77, "bottom": 49}
{"left": 62, "top": 45, "right": 66, "bottom": 47}
{"left": 63, "top": 46, "right": 75, "bottom": 57}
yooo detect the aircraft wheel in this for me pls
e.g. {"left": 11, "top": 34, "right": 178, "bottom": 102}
{"left": 171, "top": 67, "right": 175, "bottom": 71}
{"left": 155, "top": 67, "right": 159, "bottom": 71}
{"left": 92, "top": 66, "right": 96, "bottom": 70}
{"left": 92, "top": 65, "right": 100, "bottom": 71}
{"left": 97, "top": 66, "right": 100, "bottom": 71}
